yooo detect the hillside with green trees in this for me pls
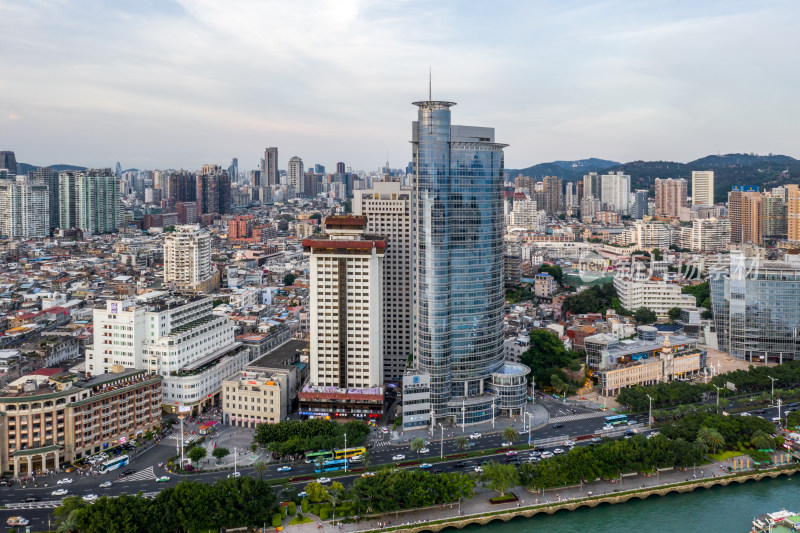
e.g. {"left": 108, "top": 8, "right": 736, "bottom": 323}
{"left": 561, "top": 282, "right": 624, "bottom": 315}
{"left": 520, "top": 329, "right": 585, "bottom": 395}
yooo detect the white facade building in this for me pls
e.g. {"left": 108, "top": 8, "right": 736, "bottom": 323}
{"left": 353, "top": 181, "right": 412, "bottom": 382}
{"left": 614, "top": 274, "right": 697, "bottom": 318}
{"left": 163, "top": 225, "right": 216, "bottom": 292}
{"left": 0, "top": 177, "right": 50, "bottom": 238}
{"left": 679, "top": 218, "right": 731, "bottom": 252}
{"left": 600, "top": 171, "right": 631, "bottom": 215}
{"left": 304, "top": 216, "right": 385, "bottom": 389}
{"left": 86, "top": 293, "right": 246, "bottom": 414}
{"left": 509, "top": 197, "right": 546, "bottom": 230}
{"left": 692, "top": 170, "right": 715, "bottom": 207}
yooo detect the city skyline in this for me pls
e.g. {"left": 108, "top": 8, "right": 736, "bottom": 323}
{"left": 3, "top": 1, "right": 800, "bottom": 171}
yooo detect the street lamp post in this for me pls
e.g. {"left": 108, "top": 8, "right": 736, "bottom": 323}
{"left": 344, "top": 433, "right": 347, "bottom": 473}
{"left": 179, "top": 415, "right": 185, "bottom": 468}
{"left": 234, "top": 446, "right": 237, "bottom": 476}
{"left": 527, "top": 412, "right": 532, "bottom": 447}
{"left": 712, "top": 385, "right": 723, "bottom": 413}
{"left": 646, "top": 394, "right": 653, "bottom": 429}
{"left": 461, "top": 399, "right": 466, "bottom": 432}
{"left": 768, "top": 376, "right": 777, "bottom": 398}
{"left": 439, "top": 423, "right": 444, "bottom": 459}
{"left": 492, "top": 397, "right": 496, "bottom": 430}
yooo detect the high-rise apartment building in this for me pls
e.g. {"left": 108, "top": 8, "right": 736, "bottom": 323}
{"left": 0, "top": 151, "right": 17, "bottom": 176}
{"left": 163, "top": 225, "right": 219, "bottom": 293}
{"left": 288, "top": 156, "right": 304, "bottom": 194}
{"left": 58, "top": 170, "right": 119, "bottom": 235}
{"left": 353, "top": 181, "right": 412, "bottom": 382}
{"left": 788, "top": 185, "right": 800, "bottom": 242}
{"left": 509, "top": 196, "right": 545, "bottom": 230}
{"left": 762, "top": 194, "right": 787, "bottom": 239}
{"left": 0, "top": 176, "right": 50, "bottom": 237}
{"left": 692, "top": 170, "right": 715, "bottom": 206}
{"left": 729, "top": 188, "right": 762, "bottom": 244}
{"left": 411, "top": 99, "right": 528, "bottom": 424}
{"left": 679, "top": 218, "right": 730, "bottom": 252}
{"left": 304, "top": 216, "right": 385, "bottom": 390}
{"left": 631, "top": 189, "right": 649, "bottom": 219}
{"left": 196, "top": 166, "right": 231, "bottom": 215}
{"left": 583, "top": 172, "right": 602, "bottom": 200}
{"left": 168, "top": 172, "right": 197, "bottom": 206}
{"left": 542, "top": 175, "right": 562, "bottom": 214}
{"left": 336, "top": 162, "right": 346, "bottom": 174}
{"left": 265, "top": 147, "right": 279, "bottom": 187}
{"left": 655, "top": 178, "right": 688, "bottom": 218}
{"left": 600, "top": 171, "right": 631, "bottom": 215}
{"left": 29, "top": 167, "right": 59, "bottom": 231}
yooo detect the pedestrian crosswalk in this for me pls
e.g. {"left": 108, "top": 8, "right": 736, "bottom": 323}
{"left": 123, "top": 466, "right": 156, "bottom": 482}
{"left": 549, "top": 411, "right": 608, "bottom": 423}
{"left": 373, "top": 441, "right": 391, "bottom": 447}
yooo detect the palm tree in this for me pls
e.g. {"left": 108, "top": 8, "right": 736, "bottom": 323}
{"left": 697, "top": 427, "right": 725, "bottom": 455}
{"left": 327, "top": 487, "right": 343, "bottom": 522}
{"left": 502, "top": 426, "right": 519, "bottom": 445}
{"left": 455, "top": 435, "right": 469, "bottom": 453}
{"left": 362, "top": 450, "right": 372, "bottom": 469}
{"left": 410, "top": 437, "right": 425, "bottom": 461}
{"left": 253, "top": 460, "right": 267, "bottom": 481}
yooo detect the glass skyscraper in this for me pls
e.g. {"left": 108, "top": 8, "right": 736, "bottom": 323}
{"left": 710, "top": 254, "right": 800, "bottom": 363}
{"left": 412, "top": 100, "right": 527, "bottom": 425}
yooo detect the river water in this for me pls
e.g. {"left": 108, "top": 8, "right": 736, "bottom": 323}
{"left": 465, "top": 476, "right": 800, "bottom": 533}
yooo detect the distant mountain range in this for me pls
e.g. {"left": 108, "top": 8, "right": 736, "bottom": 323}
{"left": 507, "top": 153, "right": 798, "bottom": 203}
{"left": 16, "top": 163, "right": 87, "bottom": 175}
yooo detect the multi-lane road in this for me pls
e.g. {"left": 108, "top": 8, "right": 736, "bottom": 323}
{"left": 1, "top": 404, "right": 785, "bottom": 531}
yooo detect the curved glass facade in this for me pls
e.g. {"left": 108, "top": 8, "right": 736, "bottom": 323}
{"left": 411, "top": 101, "right": 507, "bottom": 423}
{"left": 488, "top": 362, "right": 531, "bottom": 416}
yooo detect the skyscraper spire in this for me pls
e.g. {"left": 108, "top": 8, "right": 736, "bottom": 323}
{"left": 428, "top": 67, "right": 432, "bottom": 101}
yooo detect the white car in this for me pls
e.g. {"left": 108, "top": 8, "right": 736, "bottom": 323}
{"left": 277, "top": 466, "right": 292, "bottom": 473}
{"left": 541, "top": 451, "right": 554, "bottom": 458}
{"left": 99, "top": 481, "right": 112, "bottom": 488}
{"left": 563, "top": 440, "right": 576, "bottom": 447}
{"left": 57, "top": 478, "right": 73, "bottom": 485}
{"left": 361, "top": 472, "right": 375, "bottom": 477}
{"left": 505, "top": 450, "right": 518, "bottom": 457}
{"left": 83, "top": 494, "right": 98, "bottom": 502}
{"left": 419, "top": 448, "right": 430, "bottom": 454}
{"left": 381, "top": 427, "right": 389, "bottom": 434}
{"left": 469, "top": 433, "right": 482, "bottom": 439}
{"left": 502, "top": 441, "right": 513, "bottom": 447}
{"left": 553, "top": 448, "right": 565, "bottom": 454}
{"left": 318, "top": 477, "right": 331, "bottom": 484}
{"left": 52, "top": 489, "right": 69, "bottom": 496}
{"left": 740, "top": 412, "right": 752, "bottom": 417}
{"left": 474, "top": 466, "right": 483, "bottom": 473}
{"left": 392, "top": 454, "right": 406, "bottom": 461}
{"left": 627, "top": 420, "right": 636, "bottom": 426}
{"left": 227, "top": 472, "right": 241, "bottom": 479}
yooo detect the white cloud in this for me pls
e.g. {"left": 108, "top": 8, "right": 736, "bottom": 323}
{"left": 1, "top": 0, "right": 799, "bottom": 170}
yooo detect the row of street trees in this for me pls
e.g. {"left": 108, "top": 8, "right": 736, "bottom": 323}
{"left": 253, "top": 419, "right": 370, "bottom": 456}
{"left": 53, "top": 477, "right": 277, "bottom": 533}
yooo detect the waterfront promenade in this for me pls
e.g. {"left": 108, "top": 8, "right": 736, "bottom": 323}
{"left": 291, "top": 455, "right": 798, "bottom": 533}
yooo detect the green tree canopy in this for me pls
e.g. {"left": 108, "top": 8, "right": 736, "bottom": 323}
{"left": 283, "top": 273, "right": 296, "bottom": 286}
{"left": 519, "top": 329, "right": 577, "bottom": 392}
{"left": 212, "top": 447, "right": 230, "bottom": 462}
{"left": 537, "top": 264, "right": 563, "bottom": 285}
{"left": 562, "top": 282, "right": 618, "bottom": 315}
{"left": 187, "top": 445, "right": 207, "bottom": 464}
{"left": 480, "top": 462, "right": 519, "bottom": 497}
{"left": 633, "top": 307, "right": 657, "bottom": 324}
{"left": 682, "top": 281, "right": 711, "bottom": 309}
{"left": 668, "top": 307, "right": 682, "bottom": 322}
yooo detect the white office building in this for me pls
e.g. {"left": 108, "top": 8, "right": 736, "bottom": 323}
{"left": 86, "top": 293, "right": 247, "bottom": 414}
{"left": 353, "top": 181, "right": 412, "bottom": 382}
{"left": 509, "top": 196, "right": 546, "bottom": 230}
{"left": 614, "top": 273, "right": 697, "bottom": 318}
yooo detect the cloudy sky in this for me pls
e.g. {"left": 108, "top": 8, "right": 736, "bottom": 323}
{"left": 2, "top": 0, "right": 799, "bottom": 172}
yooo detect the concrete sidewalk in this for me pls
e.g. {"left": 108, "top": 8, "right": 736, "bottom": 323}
{"left": 314, "top": 455, "right": 758, "bottom": 533}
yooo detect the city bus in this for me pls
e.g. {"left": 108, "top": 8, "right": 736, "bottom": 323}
{"left": 315, "top": 459, "right": 349, "bottom": 473}
{"left": 305, "top": 450, "right": 335, "bottom": 464}
{"left": 334, "top": 447, "right": 366, "bottom": 461}
{"left": 99, "top": 455, "right": 129, "bottom": 474}
{"left": 604, "top": 414, "right": 628, "bottom": 426}
{"left": 198, "top": 421, "right": 219, "bottom": 435}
